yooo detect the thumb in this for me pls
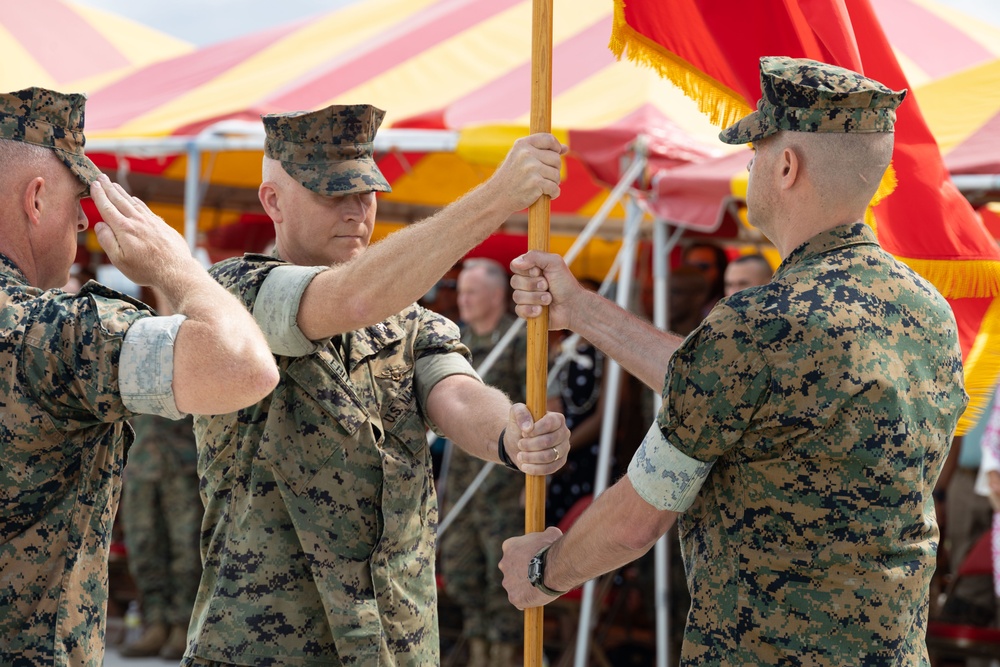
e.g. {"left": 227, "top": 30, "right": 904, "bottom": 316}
{"left": 508, "top": 403, "right": 534, "bottom": 436}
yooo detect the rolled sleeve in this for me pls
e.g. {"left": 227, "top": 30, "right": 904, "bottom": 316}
{"left": 253, "top": 264, "right": 327, "bottom": 357}
{"left": 628, "top": 423, "right": 714, "bottom": 512}
{"left": 415, "top": 352, "right": 482, "bottom": 435}
{"left": 119, "top": 314, "right": 186, "bottom": 420}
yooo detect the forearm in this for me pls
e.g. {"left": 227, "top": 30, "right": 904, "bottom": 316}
{"left": 427, "top": 375, "right": 510, "bottom": 463}
{"left": 568, "top": 290, "right": 681, "bottom": 392}
{"left": 299, "top": 182, "right": 514, "bottom": 339}
{"left": 544, "top": 476, "right": 677, "bottom": 593}
{"left": 159, "top": 264, "right": 279, "bottom": 414}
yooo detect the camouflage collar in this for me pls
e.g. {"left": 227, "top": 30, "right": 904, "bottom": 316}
{"left": 774, "top": 223, "right": 877, "bottom": 279}
{"left": 0, "top": 253, "right": 29, "bottom": 285}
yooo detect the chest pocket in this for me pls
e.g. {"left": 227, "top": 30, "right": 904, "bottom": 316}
{"left": 261, "top": 352, "right": 369, "bottom": 496}
{"left": 373, "top": 360, "right": 426, "bottom": 457}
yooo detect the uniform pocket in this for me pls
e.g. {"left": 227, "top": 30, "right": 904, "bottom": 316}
{"left": 261, "top": 356, "right": 369, "bottom": 495}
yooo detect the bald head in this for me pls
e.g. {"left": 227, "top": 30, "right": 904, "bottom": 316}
{"left": 0, "top": 138, "right": 61, "bottom": 195}
{"left": 769, "top": 131, "right": 894, "bottom": 215}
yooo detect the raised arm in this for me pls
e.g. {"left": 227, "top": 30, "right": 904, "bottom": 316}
{"left": 91, "top": 176, "right": 279, "bottom": 415}
{"left": 296, "top": 134, "right": 567, "bottom": 339}
{"left": 510, "top": 251, "right": 682, "bottom": 391}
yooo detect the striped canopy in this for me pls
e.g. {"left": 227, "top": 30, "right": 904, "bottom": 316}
{"left": 77, "top": 0, "right": 999, "bottom": 272}
{"left": 0, "top": 0, "right": 192, "bottom": 93}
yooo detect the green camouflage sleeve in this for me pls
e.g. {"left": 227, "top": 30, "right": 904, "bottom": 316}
{"left": 253, "top": 264, "right": 327, "bottom": 356}
{"left": 119, "top": 313, "right": 187, "bottom": 419}
{"left": 22, "top": 285, "right": 154, "bottom": 425}
{"left": 412, "top": 306, "right": 478, "bottom": 433}
{"left": 628, "top": 304, "right": 769, "bottom": 511}
{"left": 210, "top": 253, "right": 330, "bottom": 354}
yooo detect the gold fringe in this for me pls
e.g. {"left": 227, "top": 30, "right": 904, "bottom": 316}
{"left": 610, "top": 0, "right": 752, "bottom": 129}
{"left": 895, "top": 257, "right": 1000, "bottom": 300}
{"left": 955, "top": 296, "right": 1000, "bottom": 436}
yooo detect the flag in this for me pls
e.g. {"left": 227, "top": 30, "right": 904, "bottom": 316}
{"left": 611, "top": 0, "right": 1000, "bottom": 431}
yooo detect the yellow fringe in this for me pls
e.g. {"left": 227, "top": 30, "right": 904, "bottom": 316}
{"left": 863, "top": 163, "right": 899, "bottom": 235}
{"left": 955, "top": 296, "right": 1000, "bottom": 436}
{"left": 610, "top": 0, "right": 752, "bottom": 129}
{"left": 895, "top": 258, "right": 1000, "bottom": 300}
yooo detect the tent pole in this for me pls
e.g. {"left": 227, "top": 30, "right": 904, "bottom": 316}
{"left": 572, "top": 194, "right": 644, "bottom": 667}
{"left": 183, "top": 143, "right": 201, "bottom": 251}
{"left": 525, "top": 0, "right": 554, "bottom": 664}
{"left": 652, "top": 219, "right": 684, "bottom": 667}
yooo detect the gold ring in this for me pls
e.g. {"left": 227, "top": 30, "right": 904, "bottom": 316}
{"left": 553, "top": 447, "right": 561, "bottom": 461}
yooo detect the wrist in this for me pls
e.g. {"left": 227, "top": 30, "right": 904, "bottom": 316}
{"left": 497, "top": 428, "right": 519, "bottom": 471}
{"left": 527, "top": 545, "right": 567, "bottom": 597}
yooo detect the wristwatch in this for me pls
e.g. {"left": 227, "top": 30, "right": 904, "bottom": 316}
{"left": 527, "top": 546, "right": 568, "bottom": 597}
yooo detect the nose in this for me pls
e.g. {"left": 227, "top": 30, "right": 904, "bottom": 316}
{"left": 340, "top": 193, "right": 368, "bottom": 219}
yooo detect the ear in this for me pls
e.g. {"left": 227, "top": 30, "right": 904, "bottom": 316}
{"left": 22, "top": 176, "right": 45, "bottom": 226}
{"left": 779, "top": 146, "right": 800, "bottom": 190}
{"left": 258, "top": 182, "right": 283, "bottom": 224}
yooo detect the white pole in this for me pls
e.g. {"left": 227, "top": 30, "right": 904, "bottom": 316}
{"left": 652, "top": 220, "right": 684, "bottom": 667}
{"left": 572, "top": 194, "right": 644, "bottom": 667}
{"left": 183, "top": 144, "right": 201, "bottom": 251}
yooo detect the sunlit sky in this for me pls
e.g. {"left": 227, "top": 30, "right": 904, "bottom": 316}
{"left": 75, "top": 0, "right": 1000, "bottom": 47}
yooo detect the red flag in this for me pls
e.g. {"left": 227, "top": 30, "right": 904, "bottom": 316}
{"left": 611, "top": 0, "right": 1000, "bottom": 431}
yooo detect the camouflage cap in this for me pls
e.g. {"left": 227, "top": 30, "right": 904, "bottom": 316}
{"left": 262, "top": 104, "right": 391, "bottom": 196}
{"left": 0, "top": 87, "right": 102, "bottom": 185}
{"left": 720, "top": 56, "right": 907, "bottom": 145}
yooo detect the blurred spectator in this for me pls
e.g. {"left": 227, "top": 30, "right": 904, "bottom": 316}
{"left": 546, "top": 280, "right": 607, "bottom": 527}
{"left": 668, "top": 265, "right": 709, "bottom": 336}
{"left": 439, "top": 259, "right": 526, "bottom": 667}
{"left": 682, "top": 241, "right": 729, "bottom": 313}
{"left": 119, "top": 414, "right": 202, "bottom": 659}
{"left": 723, "top": 254, "right": 774, "bottom": 297}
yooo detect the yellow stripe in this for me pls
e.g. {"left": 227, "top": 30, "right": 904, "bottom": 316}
{"left": 915, "top": 59, "right": 1000, "bottom": 156}
{"left": 314, "top": 0, "right": 609, "bottom": 123}
{"left": 956, "top": 296, "right": 1000, "bottom": 436}
{"left": 102, "top": 0, "right": 436, "bottom": 137}
{"left": 610, "top": 0, "right": 752, "bottom": 130}
{"left": 0, "top": 24, "right": 59, "bottom": 90}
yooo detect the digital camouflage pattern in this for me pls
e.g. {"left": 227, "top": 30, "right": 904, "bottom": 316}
{"left": 122, "top": 414, "right": 201, "bottom": 627}
{"left": 0, "top": 253, "right": 154, "bottom": 666}
{"left": 186, "top": 254, "right": 473, "bottom": 667}
{"left": 628, "top": 224, "right": 966, "bottom": 665}
{"left": 0, "top": 87, "right": 102, "bottom": 184}
{"left": 720, "top": 56, "right": 906, "bottom": 145}
{"left": 263, "top": 104, "right": 392, "bottom": 196}
{"left": 440, "top": 312, "right": 527, "bottom": 645}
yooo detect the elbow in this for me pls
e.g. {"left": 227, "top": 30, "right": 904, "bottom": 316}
{"left": 234, "top": 342, "right": 281, "bottom": 405}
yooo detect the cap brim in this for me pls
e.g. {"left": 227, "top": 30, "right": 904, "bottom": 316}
{"left": 284, "top": 156, "right": 392, "bottom": 196}
{"left": 57, "top": 149, "right": 103, "bottom": 186}
{"left": 719, "top": 110, "right": 777, "bottom": 145}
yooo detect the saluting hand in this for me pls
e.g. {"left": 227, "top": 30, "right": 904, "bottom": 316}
{"left": 90, "top": 174, "right": 200, "bottom": 287}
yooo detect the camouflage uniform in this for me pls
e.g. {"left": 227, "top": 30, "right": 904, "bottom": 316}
{"left": 185, "top": 254, "right": 477, "bottom": 666}
{"left": 626, "top": 59, "right": 968, "bottom": 666}
{"left": 121, "top": 414, "right": 202, "bottom": 627}
{"left": 0, "top": 88, "right": 187, "bottom": 667}
{"left": 440, "top": 312, "right": 527, "bottom": 645}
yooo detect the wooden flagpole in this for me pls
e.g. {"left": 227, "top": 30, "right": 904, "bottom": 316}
{"left": 525, "top": 0, "right": 552, "bottom": 665}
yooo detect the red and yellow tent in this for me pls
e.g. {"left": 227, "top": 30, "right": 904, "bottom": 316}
{"left": 0, "top": 0, "right": 192, "bottom": 92}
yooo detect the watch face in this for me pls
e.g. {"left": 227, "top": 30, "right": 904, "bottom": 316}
{"left": 527, "top": 556, "right": 543, "bottom": 585}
